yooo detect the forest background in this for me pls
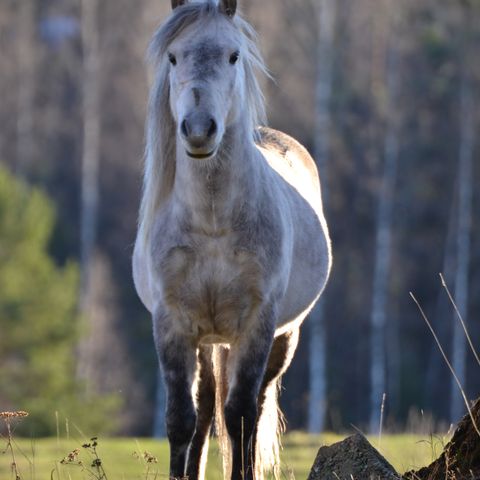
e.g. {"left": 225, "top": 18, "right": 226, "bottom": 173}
{"left": 1, "top": 0, "right": 479, "bottom": 438}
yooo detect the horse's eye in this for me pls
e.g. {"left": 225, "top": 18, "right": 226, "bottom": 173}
{"left": 168, "top": 53, "right": 177, "bottom": 66}
{"left": 229, "top": 51, "right": 239, "bottom": 65}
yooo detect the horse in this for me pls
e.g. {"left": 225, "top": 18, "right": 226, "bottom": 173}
{"left": 132, "top": 1, "right": 331, "bottom": 479}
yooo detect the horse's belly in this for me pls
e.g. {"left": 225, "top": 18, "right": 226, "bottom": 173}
{"left": 277, "top": 207, "right": 331, "bottom": 329}
{"left": 161, "top": 245, "right": 263, "bottom": 343}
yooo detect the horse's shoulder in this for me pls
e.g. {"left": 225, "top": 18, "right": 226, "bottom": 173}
{"left": 256, "top": 127, "right": 318, "bottom": 179}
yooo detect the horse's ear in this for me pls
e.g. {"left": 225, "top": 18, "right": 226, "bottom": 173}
{"left": 171, "top": 0, "right": 186, "bottom": 9}
{"left": 219, "top": 0, "right": 236, "bottom": 17}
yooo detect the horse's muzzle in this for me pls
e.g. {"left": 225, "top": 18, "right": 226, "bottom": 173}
{"left": 180, "top": 111, "right": 219, "bottom": 158}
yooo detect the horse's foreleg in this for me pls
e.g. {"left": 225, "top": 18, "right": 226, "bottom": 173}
{"left": 225, "top": 310, "right": 275, "bottom": 480}
{"left": 153, "top": 308, "right": 197, "bottom": 479}
{"left": 186, "top": 346, "right": 215, "bottom": 480}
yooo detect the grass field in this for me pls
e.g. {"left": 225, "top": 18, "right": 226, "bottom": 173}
{"left": 0, "top": 432, "right": 449, "bottom": 479}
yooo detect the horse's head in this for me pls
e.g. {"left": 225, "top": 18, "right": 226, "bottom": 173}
{"left": 141, "top": 1, "right": 266, "bottom": 246}
{"left": 162, "top": 0, "right": 250, "bottom": 159}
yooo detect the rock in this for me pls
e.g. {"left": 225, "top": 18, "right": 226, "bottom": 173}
{"left": 307, "top": 433, "right": 401, "bottom": 480}
{"left": 403, "top": 397, "right": 480, "bottom": 480}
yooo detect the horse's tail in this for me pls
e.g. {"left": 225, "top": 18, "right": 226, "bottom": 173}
{"left": 213, "top": 345, "right": 284, "bottom": 480}
{"left": 255, "top": 379, "right": 284, "bottom": 480}
{"left": 213, "top": 345, "right": 231, "bottom": 479}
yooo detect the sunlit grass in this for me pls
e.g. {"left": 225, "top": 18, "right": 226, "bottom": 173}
{"left": 0, "top": 432, "right": 441, "bottom": 479}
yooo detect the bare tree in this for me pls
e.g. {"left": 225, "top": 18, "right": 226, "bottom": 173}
{"left": 368, "top": 0, "right": 400, "bottom": 434}
{"left": 16, "top": 0, "right": 36, "bottom": 177}
{"left": 450, "top": 6, "right": 475, "bottom": 423}
{"left": 80, "top": 0, "right": 101, "bottom": 297}
{"left": 153, "top": 372, "right": 167, "bottom": 437}
{"left": 78, "top": 0, "right": 101, "bottom": 389}
{"left": 308, "top": 0, "right": 336, "bottom": 434}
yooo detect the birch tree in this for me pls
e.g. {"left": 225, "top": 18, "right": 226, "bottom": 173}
{"left": 77, "top": 0, "right": 101, "bottom": 389}
{"left": 153, "top": 373, "right": 167, "bottom": 437}
{"left": 16, "top": 0, "right": 36, "bottom": 178}
{"left": 308, "top": 0, "right": 336, "bottom": 434}
{"left": 368, "top": 0, "right": 400, "bottom": 434}
{"left": 450, "top": 5, "right": 475, "bottom": 423}
{"left": 80, "top": 0, "right": 101, "bottom": 298}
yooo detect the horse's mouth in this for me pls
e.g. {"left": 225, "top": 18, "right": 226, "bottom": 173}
{"left": 186, "top": 149, "right": 216, "bottom": 159}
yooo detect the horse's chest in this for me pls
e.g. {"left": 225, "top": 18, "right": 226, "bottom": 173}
{"left": 159, "top": 238, "right": 263, "bottom": 342}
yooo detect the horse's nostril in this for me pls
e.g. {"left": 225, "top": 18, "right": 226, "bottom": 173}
{"left": 182, "top": 115, "right": 216, "bottom": 143}
{"left": 207, "top": 119, "right": 217, "bottom": 138}
{"left": 181, "top": 119, "right": 189, "bottom": 138}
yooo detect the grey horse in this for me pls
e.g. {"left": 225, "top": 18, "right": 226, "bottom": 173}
{"left": 133, "top": 1, "right": 331, "bottom": 479}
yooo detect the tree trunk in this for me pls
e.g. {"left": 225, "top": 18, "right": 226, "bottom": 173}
{"left": 77, "top": 0, "right": 101, "bottom": 390}
{"left": 16, "top": 0, "right": 35, "bottom": 178}
{"left": 153, "top": 372, "right": 167, "bottom": 438}
{"left": 308, "top": 0, "right": 336, "bottom": 434}
{"left": 369, "top": 1, "right": 400, "bottom": 434}
{"left": 450, "top": 31, "right": 475, "bottom": 424}
{"left": 425, "top": 188, "right": 457, "bottom": 416}
{"left": 80, "top": 0, "right": 101, "bottom": 297}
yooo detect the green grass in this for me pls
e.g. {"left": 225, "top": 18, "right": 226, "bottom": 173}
{"left": 1, "top": 432, "right": 445, "bottom": 479}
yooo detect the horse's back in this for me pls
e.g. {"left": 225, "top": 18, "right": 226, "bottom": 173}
{"left": 256, "top": 127, "right": 323, "bottom": 217}
{"left": 256, "top": 127, "right": 331, "bottom": 330}
{"left": 256, "top": 127, "right": 318, "bottom": 181}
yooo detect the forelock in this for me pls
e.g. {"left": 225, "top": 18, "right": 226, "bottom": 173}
{"left": 148, "top": 1, "right": 226, "bottom": 64}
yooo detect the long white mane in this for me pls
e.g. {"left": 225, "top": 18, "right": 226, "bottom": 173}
{"left": 138, "top": 1, "right": 269, "bottom": 248}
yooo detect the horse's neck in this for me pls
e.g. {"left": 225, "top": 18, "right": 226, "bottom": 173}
{"left": 173, "top": 127, "right": 260, "bottom": 231}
